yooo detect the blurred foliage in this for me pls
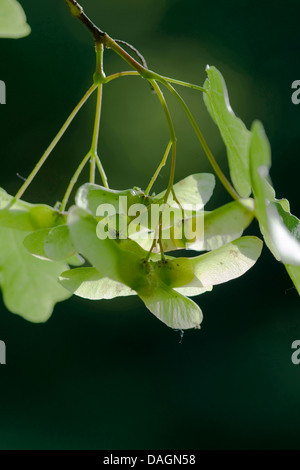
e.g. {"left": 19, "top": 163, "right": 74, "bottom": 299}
{"left": 0, "top": 0, "right": 300, "bottom": 449}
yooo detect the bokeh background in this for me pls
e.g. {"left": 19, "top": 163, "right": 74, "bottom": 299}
{"left": 0, "top": 0, "right": 300, "bottom": 449}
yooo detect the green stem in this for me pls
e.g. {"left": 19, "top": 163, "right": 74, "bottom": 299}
{"left": 89, "top": 154, "right": 96, "bottom": 184}
{"left": 145, "top": 141, "right": 172, "bottom": 196}
{"left": 104, "top": 70, "right": 206, "bottom": 92}
{"left": 95, "top": 154, "right": 109, "bottom": 188}
{"left": 89, "top": 83, "right": 101, "bottom": 184}
{"left": 149, "top": 81, "right": 176, "bottom": 142}
{"left": 14, "top": 83, "right": 97, "bottom": 201}
{"left": 145, "top": 238, "right": 157, "bottom": 262}
{"left": 103, "top": 40, "right": 235, "bottom": 200}
{"left": 60, "top": 151, "right": 91, "bottom": 212}
{"left": 90, "top": 85, "right": 103, "bottom": 154}
{"left": 105, "top": 36, "right": 206, "bottom": 94}
{"left": 163, "top": 82, "right": 239, "bottom": 201}
{"left": 158, "top": 214, "right": 165, "bottom": 261}
{"left": 158, "top": 76, "right": 206, "bottom": 93}
{"left": 64, "top": 1, "right": 235, "bottom": 202}
{"left": 105, "top": 36, "right": 153, "bottom": 79}
{"left": 104, "top": 71, "right": 140, "bottom": 83}
{"left": 94, "top": 42, "right": 106, "bottom": 83}
{"left": 149, "top": 80, "right": 177, "bottom": 202}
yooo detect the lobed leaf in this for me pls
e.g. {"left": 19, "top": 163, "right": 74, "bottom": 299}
{"left": 0, "top": 227, "right": 70, "bottom": 322}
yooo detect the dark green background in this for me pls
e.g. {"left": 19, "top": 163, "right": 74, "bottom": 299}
{"left": 0, "top": 0, "right": 300, "bottom": 449}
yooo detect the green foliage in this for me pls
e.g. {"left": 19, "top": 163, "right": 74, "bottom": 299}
{"left": 0, "top": 190, "right": 71, "bottom": 321}
{"left": 59, "top": 267, "right": 136, "bottom": 300}
{"left": 0, "top": 227, "right": 70, "bottom": 322}
{"left": 23, "top": 225, "right": 81, "bottom": 265}
{"left": 0, "top": 0, "right": 31, "bottom": 38}
{"left": 249, "top": 121, "right": 300, "bottom": 291}
{"left": 178, "top": 237, "right": 262, "bottom": 287}
{"left": 0, "top": 188, "right": 65, "bottom": 231}
{"left": 202, "top": 199, "right": 254, "bottom": 251}
{"left": 136, "top": 199, "right": 254, "bottom": 253}
{"left": 0, "top": 1, "right": 298, "bottom": 330}
{"left": 23, "top": 229, "right": 52, "bottom": 260}
{"left": 61, "top": 203, "right": 262, "bottom": 329}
